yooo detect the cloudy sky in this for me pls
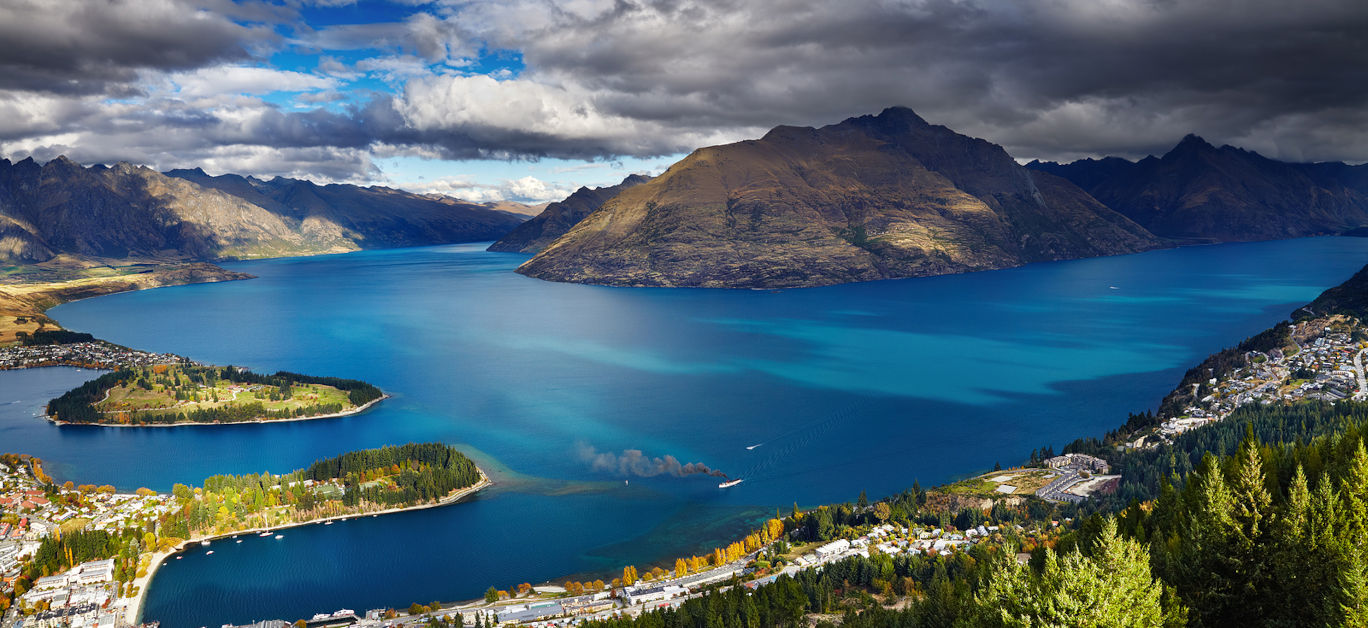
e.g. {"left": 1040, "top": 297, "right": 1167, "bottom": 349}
{"left": 1, "top": 0, "right": 1365, "bottom": 203}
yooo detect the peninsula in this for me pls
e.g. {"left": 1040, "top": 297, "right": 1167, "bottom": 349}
{"left": 44, "top": 365, "right": 386, "bottom": 426}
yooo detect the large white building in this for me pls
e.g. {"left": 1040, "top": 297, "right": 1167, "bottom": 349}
{"left": 814, "top": 538, "right": 851, "bottom": 559}
{"left": 1044, "top": 453, "right": 1110, "bottom": 474}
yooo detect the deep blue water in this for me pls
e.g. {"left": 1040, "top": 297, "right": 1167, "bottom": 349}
{"left": 5, "top": 237, "right": 1368, "bottom": 626}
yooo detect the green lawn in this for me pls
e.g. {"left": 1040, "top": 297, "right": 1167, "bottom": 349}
{"left": 99, "top": 378, "right": 352, "bottom": 416}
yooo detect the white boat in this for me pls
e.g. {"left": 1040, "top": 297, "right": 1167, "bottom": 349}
{"left": 324, "top": 521, "right": 333, "bottom": 525}
{"left": 175, "top": 556, "right": 182, "bottom": 560}
{"left": 258, "top": 531, "right": 273, "bottom": 537}
{"left": 205, "top": 550, "right": 214, "bottom": 555}
{"left": 200, "top": 540, "right": 211, "bottom": 546}
{"left": 235, "top": 540, "right": 242, "bottom": 544}
{"left": 274, "top": 534, "right": 283, "bottom": 539}
{"left": 745, "top": 444, "right": 762, "bottom": 450}
{"left": 718, "top": 478, "right": 744, "bottom": 489}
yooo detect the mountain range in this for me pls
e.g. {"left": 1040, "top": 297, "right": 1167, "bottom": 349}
{"left": 8, "top": 108, "right": 1368, "bottom": 292}
{"left": 1028, "top": 135, "right": 1368, "bottom": 242}
{"left": 517, "top": 107, "right": 1160, "bottom": 288}
{"left": 0, "top": 157, "right": 526, "bottom": 266}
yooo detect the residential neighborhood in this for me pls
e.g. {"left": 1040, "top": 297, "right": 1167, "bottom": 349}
{"left": 0, "top": 458, "right": 172, "bottom": 628}
{"left": 0, "top": 342, "right": 185, "bottom": 371}
{"left": 1127, "top": 316, "right": 1368, "bottom": 450}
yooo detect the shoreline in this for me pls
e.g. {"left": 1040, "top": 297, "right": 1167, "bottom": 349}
{"left": 47, "top": 394, "right": 390, "bottom": 428}
{"left": 127, "top": 468, "right": 491, "bottom": 624}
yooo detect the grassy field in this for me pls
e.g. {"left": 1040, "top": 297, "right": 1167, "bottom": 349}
{"left": 97, "top": 373, "right": 353, "bottom": 417}
{"left": 942, "top": 468, "right": 1057, "bottom": 497}
{"left": 58, "top": 517, "right": 92, "bottom": 535}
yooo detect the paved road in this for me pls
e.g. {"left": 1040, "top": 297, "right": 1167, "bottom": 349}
{"left": 1355, "top": 348, "right": 1367, "bottom": 400}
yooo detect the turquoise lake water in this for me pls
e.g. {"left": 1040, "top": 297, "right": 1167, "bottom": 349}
{"left": 5, "top": 237, "right": 1368, "bottom": 626}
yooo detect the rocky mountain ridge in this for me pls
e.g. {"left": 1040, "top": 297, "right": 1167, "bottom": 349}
{"left": 517, "top": 107, "right": 1161, "bottom": 288}
{"left": 1028, "top": 136, "right": 1368, "bottom": 242}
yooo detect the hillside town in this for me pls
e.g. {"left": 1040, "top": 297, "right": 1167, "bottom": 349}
{"left": 0, "top": 458, "right": 172, "bottom": 628}
{"left": 1127, "top": 316, "right": 1368, "bottom": 450}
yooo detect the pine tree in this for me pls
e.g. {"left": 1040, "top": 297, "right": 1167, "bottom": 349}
{"left": 1230, "top": 438, "right": 1272, "bottom": 542}
{"left": 969, "top": 517, "right": 1174, "bottom": 627}
{"left": 1342, "top": 441, "right": 1368, "bottom": 539}
{"left": 1282, "top": 464, "right": 1311, "bottom": 541}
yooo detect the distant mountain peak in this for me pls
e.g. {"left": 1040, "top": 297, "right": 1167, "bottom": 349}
{"left": 1167, "top": 133, "right": 1218, "bottom": 156}
{"left": 46, "top": 155, "right": 81, "bottom": 169}
{"left": 841, "top": 106, "right": 932, "bottom": 136}
{"left": 876, "top": 105, "right": 929, "bottom": 124}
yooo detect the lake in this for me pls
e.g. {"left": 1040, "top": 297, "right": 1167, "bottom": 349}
{"left": 5, "top": 237, "right": 1368, "bottom": 626}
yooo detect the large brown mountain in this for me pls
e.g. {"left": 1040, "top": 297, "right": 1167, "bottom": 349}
{"left": 517, "top": 107, "right": 1160, "bottom": 289}
{"left": 488, "top": 174, "right": 651, "bottom": 254}
{"left": 1028, "top": 136, "right": 1368, "bottom": 242}
{"left": 0, "top": 157, "right": 525, "bottom": 265}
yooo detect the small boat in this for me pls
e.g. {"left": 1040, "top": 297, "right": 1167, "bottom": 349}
{"left": 235, "top": 540, "right": 242, "bottom": 544}
{"left": 258, "top": 531, "right": 273, "bottom": 537}
{"left": 205, "top": 550, "right": 214, "bottom": 555}
{"left": 324, "top": 521, "right": 333, "bottom": 526}
{"left": 175, "top": 556, "right": 182, "bottom": 560}
{"left": 718, "top": 478, "right": 744, "bottom": 489}
{"left": 274, "top": 534, "right": 283, "bottom": 539}
{"left": 745, "top": 444, "right": 762, "bottom": 450}
{"left": 200, "top": 540, "right": 210, "bottom": 547}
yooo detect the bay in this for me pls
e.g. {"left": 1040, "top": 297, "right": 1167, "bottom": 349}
{"left": 5, "top": 237, "right": 1368, "bottom": 626}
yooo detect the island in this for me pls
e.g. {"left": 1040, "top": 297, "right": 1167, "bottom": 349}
{"left": 44, "top": 364, "right": 386, "bottom": 426}
{"left": 1, "top": 443, "right": 489, "bottom": 624}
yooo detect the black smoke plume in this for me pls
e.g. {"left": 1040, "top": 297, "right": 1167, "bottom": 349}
{"left": 576, "top": 442, "right": 727, "bottom": 478}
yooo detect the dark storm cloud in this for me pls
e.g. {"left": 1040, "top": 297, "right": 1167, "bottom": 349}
{"left": 4, "top": 0, "right": 1368, "bottom": 183}
{"left": 0, "top": 0, "right": 280, "bottom": 95}
{"left": 387, "top": 0, "right": 1368, "bottom": 163}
